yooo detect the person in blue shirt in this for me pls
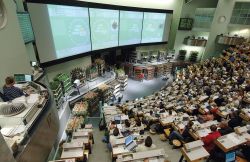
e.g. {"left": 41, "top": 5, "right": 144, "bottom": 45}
{"left": 3, "top": 76, "right": 24, "bottom": 101}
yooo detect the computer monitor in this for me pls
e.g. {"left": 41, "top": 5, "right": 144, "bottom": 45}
{"left": 14, "top": 74, "right": 33, "bottom": 83}
{"left": 225, "top": 151, "right": 235, "bottom": 162}
{"left": 114, "top": 115, "right": 121, "bottom": 124}
{"left": 125, "top": 135, "right": 133, "bottom": 147}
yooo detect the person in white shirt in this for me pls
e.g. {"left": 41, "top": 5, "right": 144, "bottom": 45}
{"left": 136, "top": 136, "right": 156, "bottom": 152}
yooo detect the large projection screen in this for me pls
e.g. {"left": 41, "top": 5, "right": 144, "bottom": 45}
{"left": 89, "top": 8, "right": 119, "bottom": 50}
{"left": 27, "top": 1, "right": 173, "bottom": 65}
{"left": 28, "top": 3, "right": 91, "bottom": 63}
{"left": 141, "top": 12, "right": 167, "bottom": 43}
{"left": 119, "top": 11, "right": 143, "bottom": 46}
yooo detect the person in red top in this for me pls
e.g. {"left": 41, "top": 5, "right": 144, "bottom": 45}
{"left": 202, "top": 124, "right": 221, "bottom": 153}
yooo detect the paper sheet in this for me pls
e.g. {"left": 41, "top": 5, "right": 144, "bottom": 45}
{"left": 228, "top": 134, "right": 241, "bottom": 144}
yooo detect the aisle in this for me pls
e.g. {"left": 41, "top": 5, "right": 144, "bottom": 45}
{"left": 88, "top": 118, "right": 111, "bottom": 162}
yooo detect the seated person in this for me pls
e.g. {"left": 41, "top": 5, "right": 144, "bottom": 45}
{"left": 108, "top": 121, "right": 116, "bottom": 134}
{"left": 198, "top": 112, "right": 214, "bottom": 123}
{"left": 124, "top": 119, "right": 131, "bottom": 130}
{"left": 218, "top": 121, "right": 233, "bottom": 135}
{"left": 245, "top": 80, "right": 250, "bottom": 92}
{"left": 228, "top": 111, "right": 242, "bottom": 129}
{"left": 202, "top": 125, "right": 221, "bottom": 153}
{"left": 214, "top": 95, "right": 225, "bottom": 107}
{"left": 241, "top": 137, "right": 250, "bottom": 161}
{"left": 136, "top": 136, "right": 156, "bottom": 152}
{"left": 159, "top": 101, "right": 164, "bottom": 109}
{"left": 3, "top": 76, "right": 24, "bottom": 101}
{"left": 237, "top": 76, "right": 245, "bottom": 85}
{"left": 102, "top": 121, "right": 116, "bottom": 143}
{"left": 168, "top": 121, "right": 194, "bottom": 143}
{"left": 108, "top": 127, "right": 120, "bottom": 150}
{"left": 133, "top": 119, "right": 144, "bottom": 134}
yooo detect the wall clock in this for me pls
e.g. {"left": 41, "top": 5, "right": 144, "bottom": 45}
{"left": 218, "top": 16, "right": 226, "bottom": 23}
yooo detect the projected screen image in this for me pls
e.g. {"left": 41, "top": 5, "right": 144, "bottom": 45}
{"left": 48, "top": 5, "right": 91, "bottom": 59}
{"left": 119, "top": 11, "right": 143, "bottom": 46}
{"left": 28, "top": 2, "right": 172, "bottom": 64}
{"left": 141, "top": 12, "right": 167, "bottom": 43}
{"left": 90, "top": 8, "right": 119, "bottom": 50}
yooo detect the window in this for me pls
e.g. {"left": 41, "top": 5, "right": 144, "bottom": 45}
{"left": 230, "top": 2, "right": 250, "bottom": 25}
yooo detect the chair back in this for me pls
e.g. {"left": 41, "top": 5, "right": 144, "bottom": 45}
{"left": 0, "top": 91, "right": 8, "bottom": 102}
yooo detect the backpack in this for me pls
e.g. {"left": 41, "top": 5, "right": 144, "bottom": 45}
{"left": 99, "top": 118, "right": 106, "bottom": 131}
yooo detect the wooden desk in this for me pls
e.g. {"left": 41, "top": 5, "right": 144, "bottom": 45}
{"left": 116, "top": 149, "right": 165, "bottom": 162}
{"left": 198, "top": 108, "right": 207, "bottom": 115}
{"left": 189, "top": 130, "right": 199, "bottom": 140}
{"left": 61, "top": 142, "right": 84, "bottom": 160}
{"left": 181, "top": 146, "right": 209, "bottom": 162}
{"left": 215, "top": 132, "right": 249, "bottom": 152}
{"left": 196, "top": 128, "right": 211, "bottom": 138}
{"left": 189, "top": 128, "right": 211, "bottom": 140}
{"left": 199, "top": 96, "right": 209, "bottom": 102}
{"left": 160, "top": 116, "right": 175, "bottom": 127}
{"left": 63, "top": 141, "right": 84, "bottom": 149}
{"left": 71, "top": 138, "right": 92, "bottom": 154}
{"left": 76, "top": 128, "right": 94, "bottom": 144}
{"left": 216, "top": 110, "right": 230, "bottom": 119}
{"left": 49, "top": 159, "right": 75, "bottom": 162}
{"left": 190, "top": 120, "right": 218, "bottom": 140}
{"left": 199, "top": 120, "right": 218, "bottom": 129}
{"left": 239, "top": 112, "right": 250, "bottom": 122}
{"left": 240, "top": 109, "right": 250, "bottom": 121}
{"left": 72, "top": 131, "right": 89, "bottom": 138}
{"left": 112, "top": 146, "right": 130, "bottom": 158}
{"left": 61, "top": 148, "right": 83, "bottom": 160}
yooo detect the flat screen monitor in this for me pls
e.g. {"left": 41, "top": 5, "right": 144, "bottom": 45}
{"left": 14, "top": 74, "right": 33, "bottom": 83}
{"left": 125, "top": 135, "right": 133, "bottom": 146}
{"left": 114, "top": 115, "right": 121, "bottom": 124}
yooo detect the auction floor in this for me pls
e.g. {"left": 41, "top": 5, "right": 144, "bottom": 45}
{"left": 121, "top": 75, "right": 173, "bottom": 102}
{"left": 87, "top": 76, "right": 181, "bottom": 162}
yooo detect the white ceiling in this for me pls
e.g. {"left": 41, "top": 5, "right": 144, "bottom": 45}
{"left": 76, "top": 0, "right": 176, "bottom": 10}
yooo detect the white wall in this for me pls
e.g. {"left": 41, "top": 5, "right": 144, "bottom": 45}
{"left": 78, "top": 0, "right": 177, "bottom": 10}
{"left": 0, "top": 0, "right": 31, "bottom": 86}
{"left": 173, "top": 0, "right": 218, "bottom": 61}
{"left": 229, "top": 27, "right": 250, "bottom": 41}
{"left": 203, "top": 0, "right": 250, "bottom": 59}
